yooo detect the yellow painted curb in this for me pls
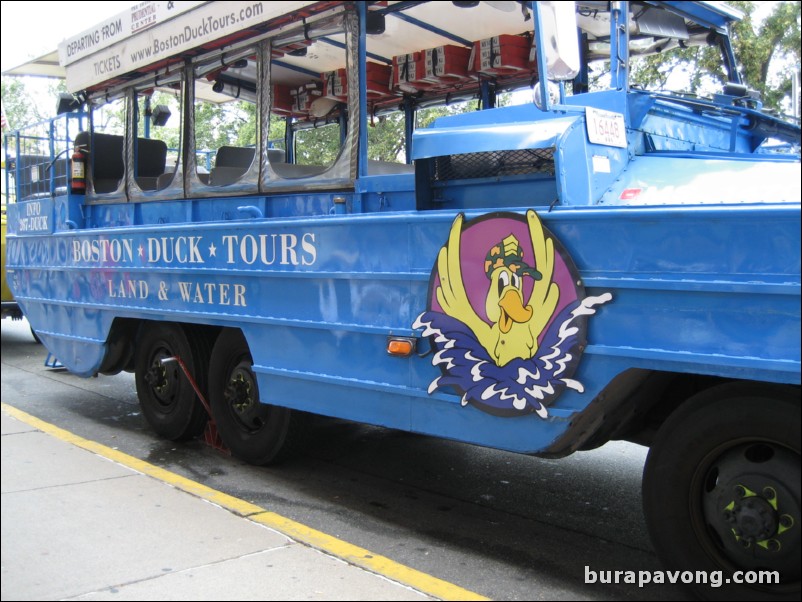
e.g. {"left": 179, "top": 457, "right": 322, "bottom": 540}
{"left": 2, "top": 402, "right": 490, "bottom": 601}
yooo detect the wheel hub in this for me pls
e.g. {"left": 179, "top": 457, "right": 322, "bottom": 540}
{"left": 143, "top": 349, "right": 177, "bottom": 404}
{"left": 145, "top": 361, "right": 169, "bottom": 394}
{"left": 224, "top": 369, "right": 254, "bottom": 413}
{"left": 223, "top": 363, "right": 267, "bottom": 432}
{"left": 702, "top": 442, "right": 800, "bottom": 580}
{"left": 724, "top": 488, "right": 778, "bottom": 543}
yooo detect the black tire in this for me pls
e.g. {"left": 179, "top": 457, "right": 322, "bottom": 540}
{"left": 134, "top": 323, "right": 210, "bottom": 441}
{"left": 208, "top": 328, "right": 301, "bottom": 465}
{"left": 643, "top": 383, "right": 800, "bottom": 601}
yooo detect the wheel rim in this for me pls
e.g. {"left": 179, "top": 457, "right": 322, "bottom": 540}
{"left": 696, "top": 439, "right": 800, "bottom": 585}
{"left": 143, "top": 346, "right": 181, "bottom": 410}
{"left": 223, "top": 360, "right": 270, "bottom": 433}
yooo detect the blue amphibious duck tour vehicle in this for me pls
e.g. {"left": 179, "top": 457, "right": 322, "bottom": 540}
{"left": 3, "top": 1, "right": 799, "bottom": 598}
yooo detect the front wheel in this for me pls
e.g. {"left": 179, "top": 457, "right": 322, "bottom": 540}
{"left": 643, "top": 384, "right": 800, "bottom": 601}
{"left": 208, "top": 329, "right": 301, "bottom": 465}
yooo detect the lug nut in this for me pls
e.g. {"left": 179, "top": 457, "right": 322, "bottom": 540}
{"left": 723, "top": 510, "right": 734, "bottom": 523}
{"left": 766, "top": 539, "right": 781, "bottom": 552}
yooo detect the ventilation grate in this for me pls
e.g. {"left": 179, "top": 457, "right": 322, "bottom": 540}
{"left": 432, "top": 148, "right": 555, "bottom": 181}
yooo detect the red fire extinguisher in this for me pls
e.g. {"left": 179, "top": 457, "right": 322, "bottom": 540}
{"left": 71, "top": 145, "right": 86, "bottom": 194}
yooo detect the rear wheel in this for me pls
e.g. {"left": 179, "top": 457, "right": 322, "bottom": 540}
{"left": 208, "top": 329, "right": 301, "bottom": 465}
{"left": 134, "top": 323, "right": 210, "bottom": 441}
{"left": 643, "top": 384, "right": 800, "bottom": 601}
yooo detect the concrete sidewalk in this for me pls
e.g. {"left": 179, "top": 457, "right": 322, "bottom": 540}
{"left": 1, "top": 405, "right": 472, "bottom": 601}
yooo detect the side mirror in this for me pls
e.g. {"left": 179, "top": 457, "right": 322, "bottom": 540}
{"left": 533, "top": 81, "right": 560, "bottom": 110}
{"left": 539, "top": 1, "right": 580, "bottom": 81}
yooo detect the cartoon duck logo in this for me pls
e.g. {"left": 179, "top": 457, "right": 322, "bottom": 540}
{"left": 413, "top": 210, "right": 612, "bottom": 418}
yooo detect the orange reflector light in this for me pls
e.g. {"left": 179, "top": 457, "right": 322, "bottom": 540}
{"left": 619, "top": 188, "right": 642, "bottom": 200}
{"left": 387, "top": 337, "right": 416, "bottom": 357}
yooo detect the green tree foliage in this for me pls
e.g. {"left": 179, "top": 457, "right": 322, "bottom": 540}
{"left": 194, "top": 99, "right": 257, "bottom": 153}
{"left": 729, "top": 0, "right": 800, "bottom": 112}
{"left": 1, "top": 77, "right": 67, "bottom": 131}
{"left": 368, "top": 113, "right": 405, "bottom": 162}
{"left": 629, "top": 0, "right": 800, "bottom": 114}
{"left": 294, "top": 121, "right": 341, "bottom": 165}
{"left": 1, "top": 78, "right": 37, "bottom": 132}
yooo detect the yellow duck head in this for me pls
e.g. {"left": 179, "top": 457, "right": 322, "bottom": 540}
{"left": 484, "top": 234, "right": 542, "bottom": 366}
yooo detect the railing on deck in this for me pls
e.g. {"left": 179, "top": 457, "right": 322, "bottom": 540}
{"left": 3, "top": 112, "right": 86, "bottom": 204}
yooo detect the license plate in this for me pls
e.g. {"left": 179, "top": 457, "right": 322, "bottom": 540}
{"left": 586, "top": 107, "right": 627, "bottom": 148}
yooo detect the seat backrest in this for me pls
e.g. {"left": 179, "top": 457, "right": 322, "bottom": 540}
{"left": 268, "top": 148, "right": 286, "bottom": 164}
{"left": 74, "top": 132, "right": 170, "bottom": 192}
{"left": 136, "top": 138, "right": 168, "bottom": 178}
{"left": 91, "top": 133, "right": 126, "bottom": 181}
{"left": 215, "top": 146, "right": 255, "bottom": 169}
{"left": 73, "top": 131, "right": 90, "bottom": 152}
{"left": 73, "top": 131, "right": 124, "bottom": 193}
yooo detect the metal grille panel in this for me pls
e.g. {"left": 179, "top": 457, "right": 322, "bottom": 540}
{"left": 433, "top": 148, "right": 555, "bottom": 181}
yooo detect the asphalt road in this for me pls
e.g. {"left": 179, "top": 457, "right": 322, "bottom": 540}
{"left": 1, "top": 317, "right": 691, "bottom": 601}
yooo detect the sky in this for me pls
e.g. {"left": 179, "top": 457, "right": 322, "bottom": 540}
{"left": 0, "top": 1, "right": 137, "bottom": 73}
{"left": 0, "top": 1, "right": 136, "bottom": 121}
